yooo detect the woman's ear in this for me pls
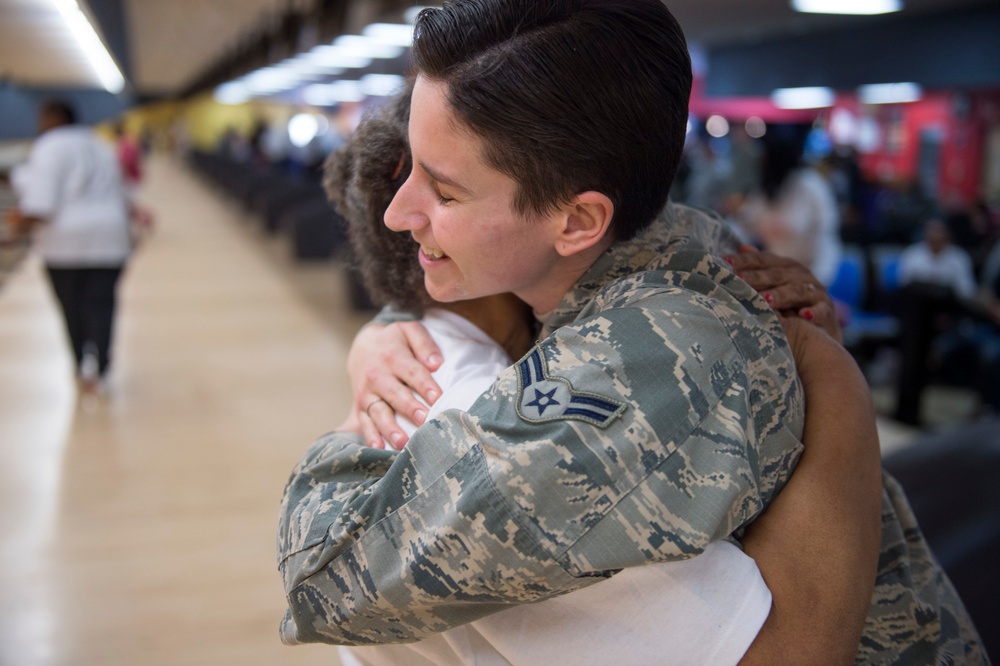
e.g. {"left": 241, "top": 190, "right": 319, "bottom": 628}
{"left": 554, "top": 191, "right": 614, "bottom": 257}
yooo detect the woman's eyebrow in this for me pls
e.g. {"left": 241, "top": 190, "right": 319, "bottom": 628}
{"left": 419, "top": 160, "right": 471, "bottom": 195}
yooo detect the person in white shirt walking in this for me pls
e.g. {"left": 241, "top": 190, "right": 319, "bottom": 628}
{"left": 6, "top": 100, "right": 132, "bottom": 392}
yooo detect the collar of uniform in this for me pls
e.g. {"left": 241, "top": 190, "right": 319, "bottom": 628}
{"left": 539, "top": 202, "right": 737, "bottom": 338}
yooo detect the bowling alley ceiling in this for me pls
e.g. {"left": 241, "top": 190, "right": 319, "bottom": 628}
{"left": 0, "top": 0, "right": 993, "bottom": 97}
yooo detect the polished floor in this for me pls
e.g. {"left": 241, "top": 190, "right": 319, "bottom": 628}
{"left": 0, "top": 155, "right": 974, "bottom": 665}
{"left": 0, "top": 156, "right": 367, "bottom": 665}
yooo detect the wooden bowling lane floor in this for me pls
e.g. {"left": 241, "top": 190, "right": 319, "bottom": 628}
{"left": 0, "top": 156, "right": 368, "bottom": 665}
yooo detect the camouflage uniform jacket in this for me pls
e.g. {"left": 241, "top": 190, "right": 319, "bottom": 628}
{"left": 865, "top": 476, "right": 989, "bottom": 664}
{"left": 277, "top": 203, "right": 807, "bottom": 646}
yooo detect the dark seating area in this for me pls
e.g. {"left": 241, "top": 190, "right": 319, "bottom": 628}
{"left": 883, "top": 418, "right": 1000, "bottom": 659}
{"left": 830, "top": 240, "right": 1000, "bottom": 427}
{"left": 828, "top": 243, "right": 903, "bottom": 361}
{"left": 187, "top": 150, "right": 349, "bottom": 262}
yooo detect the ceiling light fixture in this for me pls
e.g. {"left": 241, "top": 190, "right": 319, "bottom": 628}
{"left": 48, "top": 0, "right": 126, "bottom": 93}
{"left": 302, "top": 80, "right": 365, "bottom": 106}
{"left": 214, "top": 82, "right": 250, "bottom": 105}
{"left": 772, "top": 86, "right": 836, "bottom": 109}
{"left": 304, "top": 45, "right": 372, "bottom": 70}
{"left": 362, "top": 23, "right": 416, "bottom": 48}
{"left": 360, "top": 73, "right": 406, "bottom": 97}
{"left": 332, "top": 35, "right": 403, "bottom": 60}
{"left": 857, "top": 82, "right": 922, "bottom": 104}
{"left": 791, "top": 0, "right": 902, "bottom": 15}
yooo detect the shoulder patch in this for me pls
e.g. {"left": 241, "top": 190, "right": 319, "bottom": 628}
{"left": 515, "top": 347, "right": 626, "bottom": 429}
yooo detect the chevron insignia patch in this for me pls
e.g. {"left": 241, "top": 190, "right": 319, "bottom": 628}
{"left": 515, "top": 347, "right": 626, "bottom": 428}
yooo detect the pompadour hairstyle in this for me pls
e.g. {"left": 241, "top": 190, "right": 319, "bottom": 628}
{"left": 412, "top": 0, "right": 692, "bottom": 240}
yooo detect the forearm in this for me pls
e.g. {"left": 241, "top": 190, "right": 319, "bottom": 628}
{"left": 281, "top": 361, "right": 786, "bottom": 644}
{"left": 740, "top": 327, "right": 882, "bottom": 664}
{"left": 277, "top": 428, "right": 590, "bottom": 646}
{"left": 285, "top": 299, "right": 803, "bottom": 646}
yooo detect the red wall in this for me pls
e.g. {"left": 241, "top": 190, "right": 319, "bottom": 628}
{"left": 691, "top": 74, "right": 1000, "bottom": 207}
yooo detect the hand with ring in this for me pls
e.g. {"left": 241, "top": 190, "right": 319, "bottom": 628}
{"left": 346, "top": 321, "right": 444, "bottom": 450}
{"left": 725, "top": 244, "right": 842, "bottom": 344}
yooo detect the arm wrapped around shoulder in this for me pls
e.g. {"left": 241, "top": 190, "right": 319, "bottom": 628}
{"left": 277, "top": 427, "right": 597, "bottom": 646}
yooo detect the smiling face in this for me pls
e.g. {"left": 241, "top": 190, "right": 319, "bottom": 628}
{"left": 384, "top": 76, "right": 574, "bottom": 312}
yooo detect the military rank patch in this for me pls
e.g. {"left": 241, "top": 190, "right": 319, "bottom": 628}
{"left": 515, "top": 347, "right": 626, "bottom": 428}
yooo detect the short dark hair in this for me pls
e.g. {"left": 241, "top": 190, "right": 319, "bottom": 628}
{"left": 323, "top": 82, "right": 430, "bottom": 312}
{"left": 412, "top": 0, "right": 692, "bottom": 240}
{"left": 40, "top": 100, "right": 77, "bottom": 126}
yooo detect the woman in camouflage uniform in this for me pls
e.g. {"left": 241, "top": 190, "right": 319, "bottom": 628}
{"left": 280, "top": 1, "right": 986, "bottom": 662}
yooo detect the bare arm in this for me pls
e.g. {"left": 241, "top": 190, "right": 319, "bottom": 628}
{"left": 739, "top": 319, "right": 882, "bottom": 665}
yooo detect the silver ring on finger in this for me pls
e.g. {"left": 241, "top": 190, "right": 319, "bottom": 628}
{"left": 365, "top": 398, "right": 386, "bottom": 416}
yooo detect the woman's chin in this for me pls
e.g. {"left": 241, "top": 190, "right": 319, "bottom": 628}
{"left": 424, "top": 278, "right": 462, "bottom": 304}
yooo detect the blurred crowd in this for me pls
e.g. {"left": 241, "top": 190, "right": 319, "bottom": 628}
{"left": 672, "top": 120, "right": 1000, "bottom": 421}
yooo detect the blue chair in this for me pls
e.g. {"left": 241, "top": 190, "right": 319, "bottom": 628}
{"left": 831, "top": 248, "right": 901, "bottom": 355}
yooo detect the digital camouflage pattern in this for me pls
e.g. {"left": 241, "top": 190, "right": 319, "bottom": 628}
{"left": 278, "top": 203, "right": 987, "bottom": 664}
{"left": 859, "top": 475, "right": 987, "bottom": 664}
{"left": 278, "top": 203, "right": 804, "bottom": 640}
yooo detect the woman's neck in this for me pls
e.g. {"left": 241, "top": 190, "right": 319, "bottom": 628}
{"left": 441, "top": 294, "right": 536, "bottom": 361}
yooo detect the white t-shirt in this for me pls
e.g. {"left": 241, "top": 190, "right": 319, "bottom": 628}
{"left": 395, "top": 308, "right": 515, "bottom": 436}
{"left": 17, "top": 125, "right": 131, "bottom": 267}
{"left": 342, "top": 309, "right": 772, "bottom": 666}
{"left": 741, "top": 168, "right": 842, "bottom": 286}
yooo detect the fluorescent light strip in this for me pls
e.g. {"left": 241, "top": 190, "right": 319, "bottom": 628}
{"left": 360, "top": 73, "right": 405, "bottom": 97}
{"left": 772, "top": 86, "right": 835, "bottom": 109}
{"left": 302, "top": 80, "right": 365, "bottom": 106}
{"left": 214, "top": 82, "right": 250, "bottom": 105}
{"left": 49, "top": 0, "right": 126, "bottom": 93}
{"left": 791, "top": 0, "right": 902, "bottom": 15}
{"left": 858, "top": 82, "right": 922, "bottom": 104}
{"left": 362, "top": 23, "right": 416, "bottom": 48}
{"left": 305, "top": 45, "right": 372, "bottom": 69}
{"left": 333, "top": 35, "right": 403, "bottom": 60}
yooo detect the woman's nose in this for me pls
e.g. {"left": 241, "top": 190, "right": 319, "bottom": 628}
{"left": 384, "top": 175, "right": 426, "bottom": 233}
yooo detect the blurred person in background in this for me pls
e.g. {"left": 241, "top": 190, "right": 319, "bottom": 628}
{"left": 973, "top": 239, "right": 1000, "bottom": 411}
{"left": 894, "top": 216, "right": 981, "bottom": 424}
{"left": 898, "top": 216, "right": 976, "bottom": 299}
{"left": 5, "top": 100, "right": 131, "bottom": 393}
{"left": 822, "top": 145, "right": 867, "bottom": 243}
{"left": 736, "top": 129, "right": 842, "bottom": 286}
{"left": 114, "top": 120, "right": 155, "bottom": 240}
{"left": 931, "top": 234, "right": 1000, "bottom": 414}
{"left": 717, "top": 127, "right": 763, "bottom": 219}
{"left": 944, "top": 199, "right": 1000, "bottom": 274}
{"left": 677, "top": 132, "right": 729, "bottom": 211}
{"left": 114, "top": 120, "right": 143, "bottom": 194}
